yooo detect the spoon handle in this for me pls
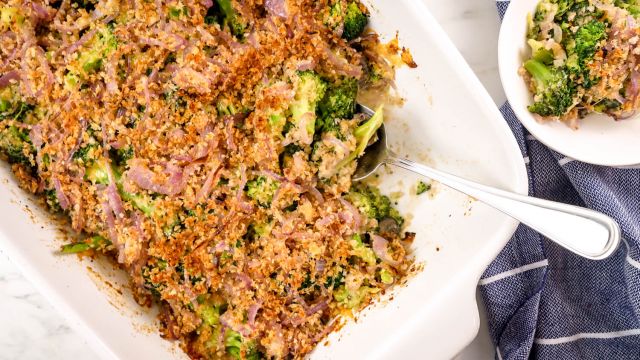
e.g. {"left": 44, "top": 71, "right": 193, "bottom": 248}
{"left": 386, "top": 155, "right": 620, "bottom": 260}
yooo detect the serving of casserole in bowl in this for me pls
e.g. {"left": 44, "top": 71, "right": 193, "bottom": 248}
{"left": 499, "top": 0, "right": 640, "bottom": 167}
{"left": 0, "top": 0, "right": 527, "bottom": 359}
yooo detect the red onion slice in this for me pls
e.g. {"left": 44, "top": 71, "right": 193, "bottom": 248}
{"left": 63, "top": 29, "right": 97, "bottom": 56}
{"left": 100, "top": 197, "right": 121, "bottom": 256}
{"left": 225, "top": 116, "right": 237, "bottom": 151}
{"left": 371, "top": 234, "right": 401, "bottom": 268}
{"left": 235, "top": 272, "right": 253, "bottom": 289}
{"left": 31, "top": 2, "right": 53, "bottom": 20}
{"left": 339, "top": 198, "right": 362, "bottom": 229}
{"left": 219, "top": 312, "right": 252, "bottom": 337}
{"left": 28, "top": 124, "right": 43, "bottom": 149}
{"left": 305, "top": 185, "right": 324, "bottom": 204}
{"left": 52, "top": 178, "right": 70, "bottom": 210}
{"left": 172, "top": 67, "right": 211, "bottom": 94}
{"left": 126, "top": 161, "right": 188, "bottom": 196}
{"left": 305, "top": 299, "right": 328, "bottom": 316}
{"left": 296, "top": 59, "right": 315, "bottom": 71}
{"left": 0, "top": 70, "right": 19, "bottom": 88}
{"left": 196, "top": 161, "right": 222, "bottom": 202}
{"left": 106, "top": 181, "right": 124, "bottom": 218}
{"left": 322, "top": 43, "right": 363, "bottom": 78}
{"left": 247, "top": 303, "right": 261, "bottom": 326}
{"left": 265, "top": 0, "right": 288, "bottom": 18}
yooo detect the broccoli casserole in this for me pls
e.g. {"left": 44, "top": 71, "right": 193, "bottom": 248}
{"left": 523, "top": 0, "right": 640, "bottom": 127}
{"left": 0, "top": 0, "right": 414, "bottom": 358}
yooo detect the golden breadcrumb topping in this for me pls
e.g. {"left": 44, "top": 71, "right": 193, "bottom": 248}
{"left": 0, "top": 0, "right": 414, "bottom": 359}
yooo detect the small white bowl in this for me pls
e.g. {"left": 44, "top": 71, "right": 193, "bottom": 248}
{"left": 499, "top": 0, "right": 640, "bottom": 167}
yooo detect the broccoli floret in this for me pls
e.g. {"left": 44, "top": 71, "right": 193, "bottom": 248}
{"left": 524, "top": 59, "right": 576, "bottom": 117}
{"left": 78, "top": 149, "right": 155, "bottom": 216}
{"left": 594, "top": 98, "right": 622, "bottom": 113}
{"left": 529, "top": 0, "right": 558, "bottom": 39}
{"left": 350, "top": 234, "right": 376, "bottom": 266}
{"left": 142, "top": 259, "right": 168, "bottom": 298}
{"left": 216, "top": 97, "right": 239, "bottom": 117}
{"left": 416, "top": 181, "right": 431, "bottom": 195}
{"left": 342, "top": 2, "right": 368, "bottom": 40}
{"left": 287, "top": 71, "right": 327, "bottom": 144}
{"left": 324, "top": 267, "right": 345, "bottom": 288}
{"left": 327, "top": 2, "right": 368, "bottom": 41}
{"left": 245, "top": 221, "right": 274, "bottom": 242}
{"left": 71, "top": 0, "right": 97, "bottom": 11}
{"left": 163, "top": 216, "right": 183, "bottom": 238}
{"left": 0, "top": 126, "right": 33, "bottom": 166}
{"left": 225, "top": 330, "right": 243, "bottom": 359}
{"left": 73, "top": 143, "right": 100, "bottom": 165}
{"left": 379, "top": 268, "right": 394, "bottom": 285}
{"left": 0, "top": 86, "right": 35, "bottom": 122}
{"left": 335, "top": 105, "right": 383, "bottom": 169}
{"left": 552, "top": 0, "right": 589, "bottom": 18}
{"left": 76, "top": 25, "right": 118, "bottom": 75}
{"left": 120, "top": 189, "right": 155, "bottom": 216}
{"left": 616, "top": 0, "right": 640, "bottom": 16}
{"left": 364, "top": 60, "right": 384, "bottom": 85}
{"left": 527, "top": 39, "right": 554, "bottom": 65}
{"left": 574, "top": 20, "right": 607, "bottom": 64}
{"left": 268, "top": 112, "right": 286, "bottom": 133}
{"left": 317, "top": 77, "right": 358, "bottom": 133}
{"left": 44, "top": 188, "right": 61, "bottom": 212}
{"left": 0, "top": 98, "right": 10, "bottom": 115}
{"left": 214, "top": 0, "right": 247, "bottom": 38}
{"left": 197, "top": 297, "right": 225, "bottom": 327}
{"left": 345, "top": 190, "right": 374, "bottom": 219}
{"left": 225, "top": 330, "right": 262, "bottom": 360}
{"left": 162, "top": 208, "right": 197, "bottom": 238}
{"left": 85, "top": 157, "right": 110, "bottom": 185}
{"left": 333, "top": 285, "right": 374, "bottom": 309}
{"left": 0, "top": 6, "right": 24, "bottom": 31}
{"left": 199, "top": 306, "right": 220, "bottom": 327}
{"left": 168, "top": 5, "right": 188, "bottom": 19}
{"left": 346, "top": 183, "right": 404, "bottom": 227}
{"left": 245, "top": 176, "right": 279, "bottom": 207}
{"left": 563, "top": 20, "right": 607, "bottom": 89}
{"left": 109, "top": 146, "right": 134, "bottom": 168}
{"left": 61, "top": 235, "right": 111, "bottom": 254}
{"left": 0, "top": 101, "right": 34, "bottom": 122}
{"left": 164, "top": 87, "right": 189, "bottom": 115}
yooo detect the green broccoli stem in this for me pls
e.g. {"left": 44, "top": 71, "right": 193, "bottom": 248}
{"left": 84, "top": 157, "right": 156, "bottom": 216}
{"left": 118, "top": 183, "right": 156, "bottom": 216}
{"left": 216, "top": 0, "right": 246, "bottom": 37}
{"left": 524, "top": 59, "right": 552, "bottom": 87}
{"left": 61, "top": 235, "right": 111, "bottom": 254}
{"left": 335, "top": 105, "right": 384, "bottom": 170}
{"left": 524, "top": 58, "right": 576, "bottom": 117}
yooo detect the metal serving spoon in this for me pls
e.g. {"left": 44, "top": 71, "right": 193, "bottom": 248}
{"left": 353, "top": 105, "right": 621, "bottom": 260}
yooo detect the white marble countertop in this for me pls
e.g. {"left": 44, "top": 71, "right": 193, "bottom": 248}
{"left": 0, "top": 1, "right": 505, "bottom": 359}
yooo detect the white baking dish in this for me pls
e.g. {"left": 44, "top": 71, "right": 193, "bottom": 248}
{"left": 0, "top": 1, "right": 527, "bottom": 359}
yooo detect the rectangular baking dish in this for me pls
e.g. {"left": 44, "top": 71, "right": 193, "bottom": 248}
{"left": 0, "top": 1, "right": 527, "bottom": 359}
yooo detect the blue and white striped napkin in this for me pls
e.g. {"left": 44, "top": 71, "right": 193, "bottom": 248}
{"left": 480, "top": 2, "right": 640, "bottom": 359}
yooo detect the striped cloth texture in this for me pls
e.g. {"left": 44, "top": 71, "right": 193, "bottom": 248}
{"left": 481, "top": 2, "right": 640, "bottom": 359}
